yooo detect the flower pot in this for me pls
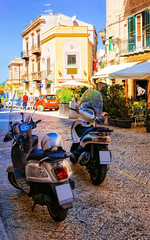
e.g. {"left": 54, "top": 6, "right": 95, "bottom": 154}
{"left": 116, "top": 119, "right": 132, "bottom": 128}
{"left": 108, "top": 118, "right": 117, "bottom": 126}
{"left": 146, "top": 124, "right": 150, "bottom": 133}
{"left": 59, "top": 103, "right": 69, "bottom": 118}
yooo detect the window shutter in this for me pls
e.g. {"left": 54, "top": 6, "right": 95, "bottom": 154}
{"left": 128, "top": 16, "right": 136, "bottom": 52}
{"left": 145, "top": 9, "right": 150, "bottom": 47}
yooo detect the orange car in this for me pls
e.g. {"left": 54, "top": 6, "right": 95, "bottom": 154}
{"left": 35, "top": 95, "right": 59, "bottom": 111}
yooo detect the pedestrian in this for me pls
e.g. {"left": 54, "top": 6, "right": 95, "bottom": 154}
{"left": 28, "top": 93, "right": 35, "bottom": 110}
{"left": 22, "top": 92, "right": 28, "bottom": 110}
{"left": 136, "top": 84, "right": 146, "bottom": 98}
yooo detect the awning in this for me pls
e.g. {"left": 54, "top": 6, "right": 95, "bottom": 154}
{"left": 53, "top": 80, "right": 93, "bottom": 88}
{"left": 91, "top": 62, "right": 140, "bottom": 80}
{"left": 109, "top": 61, "right": 150, "bottom": 80}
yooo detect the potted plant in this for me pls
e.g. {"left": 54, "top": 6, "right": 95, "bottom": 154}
{"left": 56, "top": 88, "right": 74, "bottom": 117}
{"left": 143, "top": 106, "right": 150, "bottom": 132}
{"left": 115, "top": 97, "right": 133, "bottom": 128}
{"left": 101, "top": 84, "right": 133, "bottom": 128}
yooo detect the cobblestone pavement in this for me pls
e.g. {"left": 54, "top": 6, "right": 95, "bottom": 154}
{"left": 0, "top": 109, "right": 149, "bottom": 240}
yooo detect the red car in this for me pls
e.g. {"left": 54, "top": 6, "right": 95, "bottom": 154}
{"left": 35, "top": 95, "right": 59, "bottom": 111}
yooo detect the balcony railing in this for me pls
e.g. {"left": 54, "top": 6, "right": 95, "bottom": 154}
{"left": 21, "top": 74, "right": 29, "bottom": 82}
{"left": 31, "top": 72, "right": 42, "bottom": 81}
{"left": 21, "top": 51, "right": 29, "bottom": 59}
{"left": 119, "top": 34, "right": 150, "bottom": 56}
{"left": 31, "top": 45, "right": 41, "bottom": 55}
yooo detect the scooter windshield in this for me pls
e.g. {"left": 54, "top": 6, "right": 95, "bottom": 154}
{"left": 79, "top": 89, "right": 103, "bottom": 117}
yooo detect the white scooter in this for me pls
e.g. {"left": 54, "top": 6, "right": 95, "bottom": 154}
{"left": 4, "top": 99, "right": 75, "bottom": 222}
{"left": 70, "top": 89, "right": 113, "bottom": 185}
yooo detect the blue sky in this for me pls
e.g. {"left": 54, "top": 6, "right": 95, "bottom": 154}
{"left": 0, "top": 0, "right": 106, "bottom": 83}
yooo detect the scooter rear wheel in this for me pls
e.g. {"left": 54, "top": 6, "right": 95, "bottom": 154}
{"left": 47, "top": 197, "right": 68, "bottom": 222}
{"left": 90, "top": 165, "right": 107, "bottom": 185}
{"left": 8, "top": 172, "right": 21, "bottom": 190}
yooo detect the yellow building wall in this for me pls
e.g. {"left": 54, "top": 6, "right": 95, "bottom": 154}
{"left": 41, "top": 26, "right": 93, "bottom": 87}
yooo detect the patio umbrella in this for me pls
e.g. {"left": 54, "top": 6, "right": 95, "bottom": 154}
{"left": 109, "top": 61, "right": 150, "bottom": 80}
{"left": 53, "top": 80, "right": 93, "bottom": 88}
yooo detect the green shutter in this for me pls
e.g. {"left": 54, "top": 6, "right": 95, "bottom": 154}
{"left": 109, "top": 37, "right": 114, "bottom": 51}
{"left": 145, "top": 9, "right": 150, "bottom": 47}
{"left": 128, "top": 16, "right": 136, "bottom": 52}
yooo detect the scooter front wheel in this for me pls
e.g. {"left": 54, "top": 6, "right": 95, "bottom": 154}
{"left": 8, "top": 172, "right": 21, "bottom": 190}
{"left": 90, "top": 165, "right": 107, "bottom": 185}
{"left": 47, "top": 197, "right": 68, "bottom": 222}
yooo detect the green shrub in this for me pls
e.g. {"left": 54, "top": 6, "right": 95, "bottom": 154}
{"left": 56, "top": 88, "right": 74, "bottom": 103}
{"left": 101, "top": 84, "right": 132, "bottom": 120}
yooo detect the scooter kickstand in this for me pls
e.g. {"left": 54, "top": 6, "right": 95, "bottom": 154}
{"left": 32, "top": 202, "right": 36, "bottom": 212}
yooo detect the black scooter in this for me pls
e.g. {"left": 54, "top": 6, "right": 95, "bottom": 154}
{"left": 70, "top": 89, "right": 113, "bottom": 185}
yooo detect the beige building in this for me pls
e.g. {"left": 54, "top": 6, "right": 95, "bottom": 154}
{"left": 21, "top": 13, "right": 97, "bottom": 96}
{"left": 8, "top": 58, "right": 24, "bottom": 85}
{"left": 105, "top": 0, "right": 150, "bottom": 102}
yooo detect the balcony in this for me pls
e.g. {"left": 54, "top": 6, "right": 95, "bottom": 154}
{"left": 31, "top": 72, "right": 42, "bottom": 82}
{"left": 119, "top": 35, "right": 150, "bottom": 57}
{"left": 21, "top": 51, "right": 29, "bottom": 60}
{"left": 31, "top": 45, "right": 41, "bottom": 55}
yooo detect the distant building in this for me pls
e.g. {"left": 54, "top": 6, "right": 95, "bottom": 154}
{"left": 8, "top": 58, "right": 24, "bottom": 85}
{"left": 21, "top": 13, "right": 97, "bottom": 95}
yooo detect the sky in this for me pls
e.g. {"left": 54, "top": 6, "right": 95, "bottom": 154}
{"left": 0, "top": 0, "right": 106, "bottom": 83}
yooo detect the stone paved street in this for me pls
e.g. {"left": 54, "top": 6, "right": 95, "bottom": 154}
{"left": 0, "top": 109, "right": 149, "bottom": 240}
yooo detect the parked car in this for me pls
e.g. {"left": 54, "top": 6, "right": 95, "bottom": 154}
{"left": 35, "top": 94, "right": 59, "bottom": 111}
{"left": 5, "top": 99, "right": 13, "bottom": 108}
{"left": 15, "top": 97, "right": 23, "bottom": 109}
{"left": 0, "top": 99, "right": 3, "bottom": 109}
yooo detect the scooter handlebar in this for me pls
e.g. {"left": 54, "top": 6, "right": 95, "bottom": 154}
{"left": 35, "top": 120, "right": 41, "bottom": 124}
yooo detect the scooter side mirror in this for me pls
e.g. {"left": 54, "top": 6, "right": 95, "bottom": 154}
{"left": 3, "top": 132, "right": 13, "bottom": 142}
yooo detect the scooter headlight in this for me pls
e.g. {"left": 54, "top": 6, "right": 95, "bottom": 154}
{"left": 38, "top": 168, "right": 48, "bottom": 178}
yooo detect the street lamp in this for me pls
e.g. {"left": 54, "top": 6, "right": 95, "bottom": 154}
{"left": 99, "top": 28, "right": 106, "bottom": 38}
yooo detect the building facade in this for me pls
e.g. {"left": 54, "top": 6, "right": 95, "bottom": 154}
{"left": 21, "top": 14, "right": 97, "bottom": 96}
{"left": 106, "top": 0, "right": 150, "bottom": 102}
{"left": 8, "top": 58, "right": 24, "bottom": 85}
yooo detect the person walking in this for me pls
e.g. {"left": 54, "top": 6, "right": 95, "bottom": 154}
{"left": 22, "top": 92, "right": 28, "bottom": 110}
{"left": 28, "top": 93, "right": 35, "bottom": 110}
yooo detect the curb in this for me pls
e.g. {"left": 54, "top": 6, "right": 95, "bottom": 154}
{"left": 0, "top": 217, "right": 9, "bottom": 240}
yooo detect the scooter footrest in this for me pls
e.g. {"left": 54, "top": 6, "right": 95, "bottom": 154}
{"left": 16, "top": 177, "right": 30, "bottom": 193}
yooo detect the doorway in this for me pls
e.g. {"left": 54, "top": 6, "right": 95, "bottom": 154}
{"left": 135, "top": 80, "right": 147, "bottom": 101}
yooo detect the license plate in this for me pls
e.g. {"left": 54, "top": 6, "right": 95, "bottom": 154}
{"left": 55, "top": 183, "right": 74, "bottom": 206}
{"left": 99, "top": 151, "right": 112, "bottom": 164}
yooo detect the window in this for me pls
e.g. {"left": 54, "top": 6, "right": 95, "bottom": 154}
{"left": 65, "top": 52, "right": 79, "bottom": 74}
{"left": 128, "top": 16, "right": 136, "bottom": 52}
{"left": 47, "top": 58, "right": 50, "bottom": 76}
{"left": 128, "top": 10, "right": 150, "bottom": 51}
{"left": 32, "top": 61, "right": 34, "bottom": 73}
{"left": 37, "top": 34, "right": 40, "bottom": 50}
{"left": 26, "top": 41, "right": 29, "bottom": 55}
{"left": 67, "top": 55, "right": 76, "bottom": 66}
{"left": 32, "top": 35, "right": 34, "bottom": 48}
{"left": 136, "top": 15, "right": 142, "bottom": 43}
{"left": 145, "top": 9, "right": 150, "bottom": 47}
{"left": 46, "top": 96, "right": 56, "bottom": 100}
{"left": 109, "top": 37, "right": 114, "bottom": 51}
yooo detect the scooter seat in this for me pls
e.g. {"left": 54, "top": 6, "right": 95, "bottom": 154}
{"left": 27, "top": 148, "right": 71, "bottom": 161}
{"left": 80, "top": 126, "right": 110, "bottom": 139}
{"left": 27, "top": 148, "right": 46, "bottom": 161}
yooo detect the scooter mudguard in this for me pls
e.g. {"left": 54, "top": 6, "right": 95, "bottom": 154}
{"left": 6, "top": 164, "right": 14, "bottom": 173}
